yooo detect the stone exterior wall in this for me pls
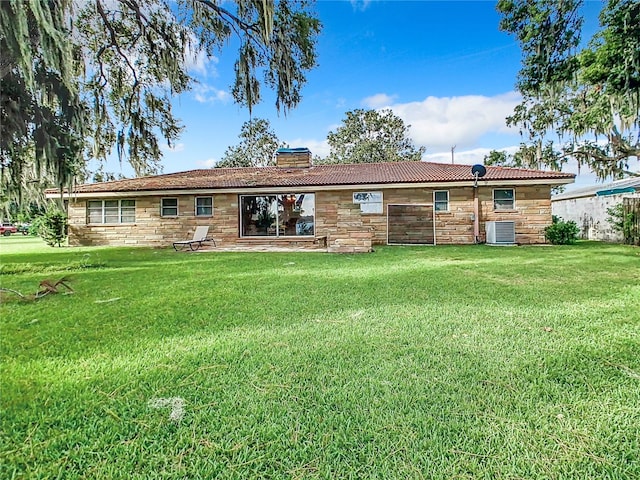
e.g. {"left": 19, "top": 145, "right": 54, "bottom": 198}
{"left": 480, "top": 185, "right": 552, "bottom": 244}
{"left": 67, "top": 194, "right": 229, "bottom": 247}
{"left": 326, "top": 203, "right": 372, "bottom": 253}
{"left": 67, "top": 184, "right": 552, "bottom": 247}
{"left": 315, "top": 185, "right": 551, "bottom": 245}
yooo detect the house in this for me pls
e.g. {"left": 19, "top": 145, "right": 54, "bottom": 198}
{"left": 46, "top": 148, "right": 575, "bottom": 252}
{"left": 551, "top": 177, "right": 640, "bottom": 242}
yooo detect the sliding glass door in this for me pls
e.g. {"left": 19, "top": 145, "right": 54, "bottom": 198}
{"left": 240, "top": 194, "right": 315, "bottom": 237}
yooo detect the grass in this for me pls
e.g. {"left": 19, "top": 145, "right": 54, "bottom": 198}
{"left": 1, "top": 236, "right": 639, "bottom": 479}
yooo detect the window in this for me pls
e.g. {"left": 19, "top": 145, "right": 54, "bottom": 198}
{"left": 87, "top": 199, "right": 135, "bottom": 224}
{"left": 494, "top": 189, "right": 515, "bottom": 210}
{"left": 195, "top": 197, "right": 213, "bottom": 216}
{"left": 161, "top": 198, "right": 178, "bottom": 217}
{"left": 353, "top": 191, "right": 383, "bottom": 214}
{"left": 120, "top": 200, "right": 136, "bottom": 223}
{"left": 434, "top": 190, "right": 449, "bottom": 212}
{"left": 240, "top": 193, "right": 315, "bottom": 237}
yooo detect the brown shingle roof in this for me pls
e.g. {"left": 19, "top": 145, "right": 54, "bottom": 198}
{"left": 52, "top": 161, "right": 575, "bottom": 194}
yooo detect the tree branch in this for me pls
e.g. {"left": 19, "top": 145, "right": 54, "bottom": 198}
{"left": 95, "top": 0, "right": 139, "bottom": 90}
{"left": 192, "top": 0, "right": 264, "bottom": 46}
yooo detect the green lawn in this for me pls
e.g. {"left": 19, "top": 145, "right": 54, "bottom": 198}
{"left": 1, "top": 237, "right": 639, "bottom": 479}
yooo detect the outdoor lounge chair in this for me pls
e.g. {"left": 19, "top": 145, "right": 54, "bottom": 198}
{"left": 172, "top": 226, "right": 216, "bottom": 251}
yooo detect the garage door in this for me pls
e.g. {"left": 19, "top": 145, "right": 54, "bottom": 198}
{"left": 387, "top": 204, "right": 435, "bottom": 245}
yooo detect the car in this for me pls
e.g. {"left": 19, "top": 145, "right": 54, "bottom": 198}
{"left": 0, "top": 223, "right": 18, "bottom": 236}
{"left": 17, "top": 223, "right": 32, "bottom": 235}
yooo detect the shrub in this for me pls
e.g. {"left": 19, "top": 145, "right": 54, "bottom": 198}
{"left": 35, "top": 205, "right": 68, "bottom": 247}
{"left": 545, "top": 217, "right": 579, "bottom": 245}
{"left": 606, "top": 203, "right": 636, "bottom": 243}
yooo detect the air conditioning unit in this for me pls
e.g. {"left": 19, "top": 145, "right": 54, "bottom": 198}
{"left": 486, "top": 221, "right": 516, "bottom": 244}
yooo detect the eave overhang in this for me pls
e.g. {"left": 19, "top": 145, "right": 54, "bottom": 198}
{"left": 46, "top": 177, "right": 575, "bottom": 199}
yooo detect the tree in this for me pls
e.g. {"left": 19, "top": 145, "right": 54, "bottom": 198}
{"left": 0, "top": 144, "right": 63, "bottom": 220}
{"left": 0, "top": 0, "right": 320, "bottom": 200}
{"left": 484, "top": 144, "right": 567, "bottom": 194}
{"left": 498, "top": 0, "right": 640, "bottom": 179}
{"left": 484, "top": 143, "right": 564, "bottom": 170}
{"left": 0, "top": 0, "right": 87, "bottom": 207}
{"left": 321, "top": 109, "right": 425, "bottom": 164}
{"left": 215, "top": 118, "right": 286, "bottom": 167}
{"left": 35, "top": 204, "right": 67, "bottom": 247}
{"left": 484, "top": 150, "right": 509, "bottom": 167}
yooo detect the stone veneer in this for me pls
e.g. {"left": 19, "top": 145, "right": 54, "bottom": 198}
{"left": 275, "top": 150, "right": 312, "bottom": 168}
{"left": 67, "top": 185, "right": 552, "bottom": 249}
{"left": 325, "top": 203, "right": 372, "bottom": 253}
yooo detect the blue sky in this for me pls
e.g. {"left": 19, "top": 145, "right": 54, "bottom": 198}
{"left": 109, "top": 0, "right": 635, "bottom": 191}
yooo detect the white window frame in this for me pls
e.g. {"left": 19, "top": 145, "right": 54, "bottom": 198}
{"left": 87, "top": 199, "right": 135, "bottom": 224}
{"left": 195, "top": 196, "right": 213, "bottom": 217}
{"left": 434, "top": 190, "right": 449, "bottom": 212}
{"left": 493, "top": 188, "right": 515, "bottom": 211}
{"left": 353, "top": 191, "right": 383, "bottom": 214}
{"left": 161, "top": 198, "right": 179, "bottom": 217}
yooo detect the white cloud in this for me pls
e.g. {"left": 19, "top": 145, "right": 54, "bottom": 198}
{"left": 193, "top": 83, "right": 231, "bottom": 104}
{"left": 350, "top": 0, "right": 372, "bottom": 12}
{"left": 362, "top": 93, "right": 397, "bottom": 109}
{"left": 424, "top": 145, "right": 523, "bottom": 167}
{"left": 285, "top": 138, "right": 330, "bottom": 159}
{"left": 372, "top": 92, "right": 522, "bottom": 151}
{"left": 196, "top": 158, "right": 218, "bottom": 168}
{"left": 424, "top": 147, "right": 500, "bottom": 166}
{"left": 185, "top": 42, "right": 218, "bottom": 77}
{"left": 291, "top": 91, "right": 521, "bottom": 163}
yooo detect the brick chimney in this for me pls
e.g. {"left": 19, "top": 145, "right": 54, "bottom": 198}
{"left": 276, "top": 148, "right": 312, "bottom": 168}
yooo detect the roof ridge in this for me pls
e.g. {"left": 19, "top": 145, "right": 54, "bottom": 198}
{"left": 46, "top": 159, "right": 575, "bottom": 195}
